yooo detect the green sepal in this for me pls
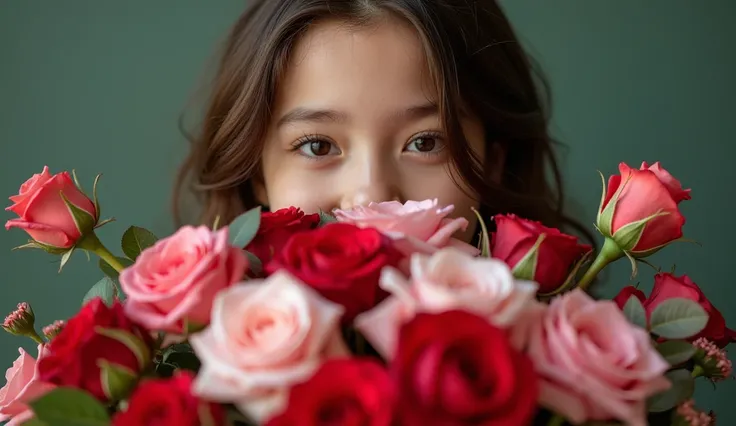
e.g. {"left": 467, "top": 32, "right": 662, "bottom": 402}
{"left": 59, "top": 191, "right": 97, "bottom": 236}
{"left": 596, "top": 170, "right": 633, "bottom": 237}
{"left": 538, "top": 249, "right": 592, "bottom": 298}
{"left": 94, "top": 217, "right": 115, "bottom": 229}
{"left": 318, "top": 209, "right": 337, "bottom": 227}
{"left": 611, "top": 210, "right": 670, "bottom": 252}
{"left": 98, "top": 359, "right": 137, "bottom": 401}
{"left": 59, "top": 247, "right": 75, "bottom": 273}
{"left": 470, "top": 207, "right": 491, "bottom": 258}
{"left": 12, "top": 240, "right": 70, "bottom": 255}
{"left": 71, "top": 169, "right": 84, "bottom": 192}
{"left": 94, "top": 327, "right": 151, "bottom": 370}
{"left": 510, "top": 234, "right": 545, "bottom": 280}
{"left": 91, "top": 173, "right": 102, "bottom": 221}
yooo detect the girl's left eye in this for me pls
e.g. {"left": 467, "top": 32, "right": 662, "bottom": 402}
{"left": 404, "top": 133, "right": 446, "bottom": 155}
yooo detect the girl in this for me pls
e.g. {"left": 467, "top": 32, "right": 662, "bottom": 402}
{"left": 173, "top": 0, "right": 592, "bottom": 246}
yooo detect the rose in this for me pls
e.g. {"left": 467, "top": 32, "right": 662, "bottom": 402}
{"left": 525, "top": 289, "right": 670, "bottom": 426}
{"left": 266, "top": 358, "right": 395, "bottom": 426}
{"left": 264, "top": 223, "right": 403, "bottom": 322}
{"left": 597, "top": 162, "right": 690, "bottom": 256}
{"left": 334, "top": 199, "right": 479, "bottom": 256}
{"left": 391, "top": 309, "right": 539, "bottom": 426}
{"left": 37, "top": 298, "right": 153, "bottom": 401}
{"left": 0, "top": 345, "right": 55, "bottom": 426}
{"left": 120, "top": 225, "right": 248, "bottom": 334}
{"left": 643, "top": 273, "right": 736, "bottom": 348}
{"left": 112, "top": 371, "right": 224, "bottom": 426}
{"left": 491, "top": 213, "right": 591, "bottom": 293}
{"left": 5, "top": 166, "right": 97, "bottom": 249}
{"left": 355, "top": 247, "right": 540, "bottom": 359}
{"left": 245, "top": 207, "right": 319, "bottom": 264}
{"left": 612, "top": 285, "right": 646, "bottom": 310}
{"left": 190, "top": 270, "right": 348, "bottom": 422}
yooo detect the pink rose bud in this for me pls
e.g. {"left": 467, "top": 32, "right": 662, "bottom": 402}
{"left": 2, "top": 303, "right": 39, "bottom": 341}
{"left": 42, "top": 320, "right": 65, "bottom": 340}
{"left": 596, "top": 162, "right": 690, "bottom": 258}
{"left": 692, "top": 338, "right": 733, "bottom": 382}
{"left": 674, "top": 400, "right": 715, "bottom": 426}
{"left": 5, "top": 166, "right": 98, "bottom": 251}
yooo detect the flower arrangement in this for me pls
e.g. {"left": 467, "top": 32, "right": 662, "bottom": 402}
{"left": 1, "top": 162, "right": 733, "bottom": 426}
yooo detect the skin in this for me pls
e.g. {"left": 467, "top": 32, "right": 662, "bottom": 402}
{"left": 256, "top": 14, "right": 490, "bottom": 243}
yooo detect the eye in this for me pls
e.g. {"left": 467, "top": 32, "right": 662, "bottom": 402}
{"left": 404, "top": 132, "right": 446, "bottom": 155}
{"left": 292, "top": 135, "right": 341, "bottom": 159}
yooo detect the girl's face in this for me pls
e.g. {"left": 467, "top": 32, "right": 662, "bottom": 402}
{"left": 257, "top": 15, "right": 489, "bottom": 243}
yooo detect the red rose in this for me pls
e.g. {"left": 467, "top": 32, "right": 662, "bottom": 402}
{"left": 37, "top": 298, "right": 153, "bottom": 401}
{"left": 644, "top": 273, "right": 735, "bottom": 347}
{"left": 112, "top": 371, "right": 224, "bottom": 426}
{"left": 597, "top": 162, "right": 690, "bottom": 256}
{"left": 491, "top": 214, "right": 591, "bottom": 294}
{"left": 612, "top": 285, "right": 646, "bottom": 310}
{"left": 245, "top": 207, "right": 319, "bottom": 264}
{"left": 266, "top": 358, "right": 395, "bottom": 426}
{"left": 392, "top": 310, "right": 539, "bottom": 426}
{"left": 265, "top": 223, "right": 402, "bottom": 321}
{"left": 5, "top": 166, "right": 97, "bottom": 249}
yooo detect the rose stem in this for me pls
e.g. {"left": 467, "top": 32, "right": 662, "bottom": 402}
{"left": 576, "top": 238, "right": 624, "bottom": 291}
{"left": 77, "top": 233, "right": 127, "bottom": 273}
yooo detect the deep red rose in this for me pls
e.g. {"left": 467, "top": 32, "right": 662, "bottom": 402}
{"left": 597, "top": 162, "right": 690, "bottom": 256}
{"left": 613, "top": 285, "right": 646, "bottom": 310}
{"left": 37, "top": 298, "right": 153, "bottom": 401}
{"left": 491, "top": 214, "right": 591, "bottom": 294}
{"left": 112, "top": 371, "right": 224, "bottom": 426}
{"left": 246, "top": 207, "right": 319, "bottom": 264}
{"left": 266, "top": 358, "right": 395, "bottom": 426}
{"left": 644, "top": 273, "right": 735, "bottom": 347}
{"left": 265, "top": 222, "right": 402, "bottom": 321}
{"left": 392, "top": 310, "right": 539, "bottom": 426}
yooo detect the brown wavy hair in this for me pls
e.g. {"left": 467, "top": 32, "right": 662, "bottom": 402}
{"left": 173, "top": 0, "right": 594, "bottom": 246}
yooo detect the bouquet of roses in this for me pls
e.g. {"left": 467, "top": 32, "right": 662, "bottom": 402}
{"left": 1, "top": 162, "right": 733, "bottom": 426}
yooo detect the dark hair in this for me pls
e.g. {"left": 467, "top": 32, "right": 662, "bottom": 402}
{"left": 174, "top": 0, "right": 594, "bottom": 245}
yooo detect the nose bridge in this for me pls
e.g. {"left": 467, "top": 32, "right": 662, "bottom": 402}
{"left": 340, "top": 144, "right": 401, "bottom": 209}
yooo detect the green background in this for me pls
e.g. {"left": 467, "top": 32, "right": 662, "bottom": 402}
{"left": 1, "top": 1, "right": 733, "bottom": 423}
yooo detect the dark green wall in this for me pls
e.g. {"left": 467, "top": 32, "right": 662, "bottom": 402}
{"left": 1, "top": 1, "right": 733, "bottom": 423}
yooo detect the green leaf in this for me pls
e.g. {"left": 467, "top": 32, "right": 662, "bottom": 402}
{"left": 228, "top": 206, "right": 262, "bottom": 248}
{"left": 656, "top": 340, "right": 697, "bottom": 366}
{"left": 647, "top": 369, "right": 695, "bottom": 412}
{"left": 95, "top": 327, "right": 151, "bottom": 369}
{"left": 318, "top": 209, "right": 337, "bottom": 227}
{"left": 121, "top": 226, "right": 158, "bottom": 261}
{"left": 29, "top": 387, "right": 110, "bottom": 426}
{"left": 59, "top": 247, "right": 75, "bottom": 273}
{"left": 162, "top": 345, "right": 201, "bottom": 372}
{"left": 510, "top": 234, "right": 545, "bottom": 280}
{"left": 649, "top": 298, "right": 709, "bottom": 339}
{"left": 622, "top": 294, "right": 647, "bottom": 329}
{"left": 82, "top": 277, "right": 118, "bottom": 307}
{"left": 20, "top": 417, "right": 49, "bottom": 426}
{"left": 98, "top": 257, "right": 134, "bottom": 280}
{"left": 98, "top": 360, "right": 137, "bottom": 401}
{"left": 470, "top": 207, "right": 491, "bottom": 258}
{"left": 59, "top": 191, "right": 97, "bottom": 236}
{"left": 244, "top": 250, "right": 263, "bottom": 276}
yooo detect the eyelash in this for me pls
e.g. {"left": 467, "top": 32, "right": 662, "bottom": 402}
{"left": 289, "top": 131, "right": 447, "bottom": 160}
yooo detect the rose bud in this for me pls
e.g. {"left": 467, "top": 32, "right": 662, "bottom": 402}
{"left": 3, "top": 303, "right": 43, "bottom": 344}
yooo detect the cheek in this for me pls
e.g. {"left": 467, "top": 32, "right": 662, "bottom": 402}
{"left": 261, "top": 163, "right": 335, "bottom": 214}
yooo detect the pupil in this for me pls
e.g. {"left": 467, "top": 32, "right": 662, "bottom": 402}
{"left": 310, "top": 140, "right": 331, "bottom": 156}
{"left": 415, "top": 137, "right": 435, "bottom": 152}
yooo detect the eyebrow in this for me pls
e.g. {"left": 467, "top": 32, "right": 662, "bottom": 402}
{"left": 276, "top": 102, "right": 439, "bottom": 128}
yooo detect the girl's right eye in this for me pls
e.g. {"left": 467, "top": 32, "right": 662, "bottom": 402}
{"left": 291, "top": 136, "right": 341, "bottom": 159}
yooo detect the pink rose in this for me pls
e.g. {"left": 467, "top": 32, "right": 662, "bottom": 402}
{"left": 526, "top": 289, "right": 671, "bottom": 426}
{"left": 0, "top": 345, "right": 55, "bottom": 426}
{"left": 5, "top": 166, "right": 97, "bottom": 249}
{"left": 190, "top": 270, "right": 348, "bottom": 423}
{"left": 120, "top": 226, "right": 248, "bottom": 334}
{"left": 334, "top": 199, "right": 479, "bottom": 256}
{"left": 355, "top": 247, "right": 540, "bottom": 359}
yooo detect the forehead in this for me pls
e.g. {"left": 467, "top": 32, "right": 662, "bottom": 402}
{"left": 274, "top": 15, "right": 438, "bottom": 114}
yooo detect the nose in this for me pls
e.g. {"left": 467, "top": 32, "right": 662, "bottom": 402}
{"left": 338, "top": 159, "right": 402, "bottom": 210}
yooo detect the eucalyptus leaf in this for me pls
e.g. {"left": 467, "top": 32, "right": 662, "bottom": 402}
{"left": 228, "top": 206, "right": 262, "bottom": 248}
{"left": 82, "top": 277, "right": 118, "bottom": 307}
{"left": 649, "top": 298, "right": 708, "bottom": 339}
{"left": 647, "top": 369, "right": 695, "bottom": 412}
{"left": 29, "top": 387, "right": 110, "bottom": 426}
{"left": 121, "top": 226, "right": 158, "bottom": 260}
{"left": 622, "top": 295, "right": 647, "bottom": 329}
{"left": 244, "top": 250, "right": 263, "bottom": 276}
{"left": 656, "top": 340, "right": 697, "bottom": 366}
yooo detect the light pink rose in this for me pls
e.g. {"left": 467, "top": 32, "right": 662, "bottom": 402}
{"left": 333, "top": 199, "right": 479, "bottom": 256}
{"left": 526, "top": 289, "right": 671, "bottom": 426}
{"left": 0, "top": 345, "right": 55, "bottom": 426}
{"left": 354, "top": 247, "right": 540, "bottom": 359}
{"left": 190, "top": 270, "right": 348, "bottom": 422}
{"left": 120, "top": 226, "right": 248, "bottom": 334}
